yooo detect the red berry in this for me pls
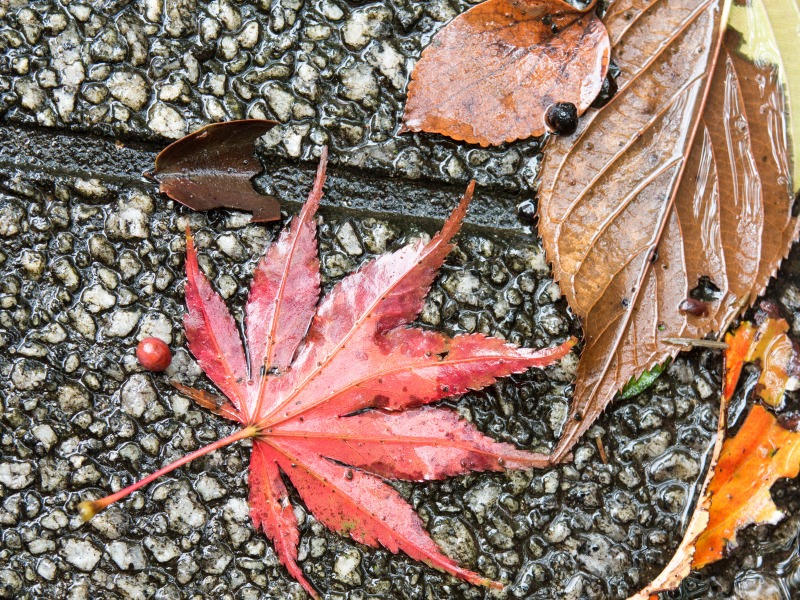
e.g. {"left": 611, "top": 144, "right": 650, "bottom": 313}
{"left": 136, "top": 338, "right": 172, "bottom": 372}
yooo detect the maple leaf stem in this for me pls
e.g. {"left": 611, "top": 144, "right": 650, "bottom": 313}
{"left": 78, "top": 425, "right": 258, "bottom": 520}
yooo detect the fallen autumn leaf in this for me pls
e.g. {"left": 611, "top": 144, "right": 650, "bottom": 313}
{"left": 537, "top": 0, "right": 800, "bottom": 461}
{"left": 81, "top": 149, "right": 575, "bottom": 598}
{"left": 693, "top": 403, "right": 800, "bottom": 568}
{"left": 148, "top": 119, "right": 281, "bottom": 222}
{"left": 629, "top": 315, "right": 800, "bottom": 598}
{"left": 401, "top": 0, "right": 610, "bottom": 146}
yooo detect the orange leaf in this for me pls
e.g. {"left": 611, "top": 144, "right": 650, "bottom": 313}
{"left": 628, "top": 317, "right": 798, "bottom": 599}
{"left": 692, "top": 404, "right": 800, "bottom": 568}
{"left": 401, "top": 0, "right": 610, "bottom": 146}
{"left": 724, "top": 317, "right": 798, "bottom": 409}
{"left": 746, "top": 318, "right": 795, "bottom": 407}
{"left": 723, "top": 322, "right": 756, "bottom": 401}
{"left": 627, "top": 354, "right": 732, "bottom": 600}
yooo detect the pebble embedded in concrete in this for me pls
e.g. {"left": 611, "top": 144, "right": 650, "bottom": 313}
{"left": 0, "top": 461, "right": 35, "bottom": 490}
{"left": 104, "top": 308, "right": 141, "bottom": 337}
{"left": 333, "top": 547, "right": 362, "bottom": 586}
{"left": 107, "top": 70, "right": 150, "bottom": 111}
{"left": 148, "top": 103, "right": 187, "bottom": 139}
{"left": 60, "top": 539, "right": 102, "bottom": 572}
{"left": 108, "top": 541, "right": 147, "bottom": 571}
{"left": 120, "top": 373, "right": 156, "bottom": 418}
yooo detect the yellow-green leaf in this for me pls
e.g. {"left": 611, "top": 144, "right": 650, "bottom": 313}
{"left": 729, "top": 0, "right": 800, "bottom": 192}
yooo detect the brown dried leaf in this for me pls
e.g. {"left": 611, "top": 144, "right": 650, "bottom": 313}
{"left": 537, "top": 0, "right": 799, "bottom": 461}
{"left": 401, "top": 0, "right": 610, "bottom": 146}
{"left": 149, "top": 119, "right": 281, "bottom": 222}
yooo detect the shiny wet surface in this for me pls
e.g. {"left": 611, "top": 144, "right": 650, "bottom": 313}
{"left": 0, "top": 1, "right": 799, "bottom": 598}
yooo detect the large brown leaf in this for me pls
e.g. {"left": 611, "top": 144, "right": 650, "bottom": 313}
{"left": 149, "top": 119, "right": 281, "bottom": 222}
{"left": 537, "top": 0, "right": 799, "bottom": 460}
{"left": 400, "top": 0, "right": 610, "bottom": 146}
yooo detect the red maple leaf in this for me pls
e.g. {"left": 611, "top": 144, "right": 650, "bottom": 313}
{"left": 80, "top": 149, "right": 575, "bottom": 597}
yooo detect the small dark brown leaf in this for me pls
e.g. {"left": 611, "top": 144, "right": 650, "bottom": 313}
{"left": 149, "top": 119, "right": 280, "bottom": 222}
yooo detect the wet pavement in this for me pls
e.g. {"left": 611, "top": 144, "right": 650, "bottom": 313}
{"left": 1, "top": 1, "right": 799, "bottom": 599}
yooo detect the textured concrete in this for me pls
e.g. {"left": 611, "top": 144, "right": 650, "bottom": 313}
{"left": 0, "top": 1, "right": 799, "bottom": 599}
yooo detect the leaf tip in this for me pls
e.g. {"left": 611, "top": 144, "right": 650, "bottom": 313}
{"left": 451, "top": 180, "right": 474, "bottom": 227}
{"left": 465, "top": 179, "right": 476, "bottom": 197}
{"left": 548, "top": 450, "right": 573, "bottom": 466}
{"left": 298, "top": 146, "right": 330, "bottom": 223}
{"left": 311, "top": 145, "right": 329, "bottom": 198}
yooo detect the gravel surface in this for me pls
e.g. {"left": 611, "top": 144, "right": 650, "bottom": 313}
{"left": 0, "top": 0, "right": 543, "bottom": 191}
{"left": 0, "top": 1, "right": 799, "bottom": 599}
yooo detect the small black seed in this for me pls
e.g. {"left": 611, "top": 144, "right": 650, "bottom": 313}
{"left": 545, "top": 102, "right": 579, "bottom": 136}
